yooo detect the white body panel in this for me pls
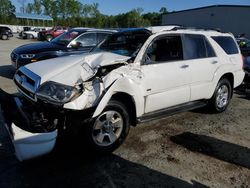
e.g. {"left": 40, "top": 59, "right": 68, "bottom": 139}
{"left": 19, "top": 29, "right": 245, "bottom": 118}
{"left": 7, "top": 123, "right": 57, "bottom": 161}
{"left": 141, "top": 61, "right": 190, "bottom": 113}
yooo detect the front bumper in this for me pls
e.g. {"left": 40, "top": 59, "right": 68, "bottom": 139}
{"left": 11, "top": 52, "right": 32, "bottom": 69}
{"left": 0, "top": 90, "right": 57, "bottom": 161}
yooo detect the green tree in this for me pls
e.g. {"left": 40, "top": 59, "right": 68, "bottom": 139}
{"left": 33, "top": 0, "right": 42, "bottom": 14}
{"left": 0, "top": 0, "right": 15, "bottom": 24}
{"left": 25, "top": 3, "right": 34, "bottom": 14}
{"left": 143, "top": 12, "right": 161, "bottom": 26}
{"left": 159, "top": 7, "right": 168, "bottom": 14}
{"left": 18, "top": 0, "right": 26, "bottom": 13}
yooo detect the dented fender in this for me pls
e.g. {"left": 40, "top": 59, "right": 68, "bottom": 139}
{"left": 92, "top": 76, "right": 144, "bottom": 118}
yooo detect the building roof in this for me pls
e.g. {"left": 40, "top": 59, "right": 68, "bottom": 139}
{"left": 15, "top": 13, "right": 53, "bottom": 21}
{"left": 167, "top": 5, "right": 250, "bottom": 15}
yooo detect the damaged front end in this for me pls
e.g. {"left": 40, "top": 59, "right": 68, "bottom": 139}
{"left": 0, "top": 58, "right": 127, "bottom": 161}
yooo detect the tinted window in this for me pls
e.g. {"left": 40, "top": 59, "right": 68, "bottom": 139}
{"left": 95, "top": 30, "right": 150, "bottom": 56}
{"left": 183, "top": 34, "right": 215, "bottom": 60}
{"left": 212, "top": 36, "right": 239, "bottom": 54}
{"left": 97, "top": 33, "right": 109, "bottom": 43}
{"left": 146, "top": 35, "right": 183, "bottom": 62}
{"left": 75, "top": 33, "right": 97, "bottom": 47}
{"left": 51, "top": 30, "right": 81, "bottom": 45}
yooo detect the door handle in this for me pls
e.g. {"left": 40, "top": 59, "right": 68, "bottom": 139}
{"left": 180, "top": 64, "right": 189, "bottom": 69}
{"left": 211, "top": 61, "right": 218, "bottom": 64}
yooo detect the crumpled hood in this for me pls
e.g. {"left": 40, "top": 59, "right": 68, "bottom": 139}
{"left": 25, "top": 52, "right": 130, "bottom": 85}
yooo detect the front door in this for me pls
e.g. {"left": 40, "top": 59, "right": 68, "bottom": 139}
{"left": 141, "top": 35, "right": 190, "bottom": 114}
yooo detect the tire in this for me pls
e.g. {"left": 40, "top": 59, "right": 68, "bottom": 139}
{"left": 28, "top": 34, "right": 34, "bottom": 39}
{"left": 46, "top": 34, "right": 53, "bottom": 41}
{"left": 84, "top": 100, "right": 130, "bottom": 154}
{"left": 208, "top": 78, "right": 232, "bottom": 113}
{"left": 2, "top": 34, "right": 8, "bottom": 40}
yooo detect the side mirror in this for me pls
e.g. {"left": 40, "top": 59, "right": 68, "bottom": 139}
{"left": 70, "top": 41, "right": 81, "bottom": 48}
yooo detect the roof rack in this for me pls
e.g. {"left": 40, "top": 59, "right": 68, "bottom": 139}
{"left": 170, "top": 26, "right": 224, "bottom": 33}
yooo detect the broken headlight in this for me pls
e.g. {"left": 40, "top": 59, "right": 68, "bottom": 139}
{"left": 36, "top": 81, "right": 82, "bottom": 104}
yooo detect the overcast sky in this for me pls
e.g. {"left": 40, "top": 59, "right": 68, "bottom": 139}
{"left": 12, "top": 0, "right": 250, "bottom": 15}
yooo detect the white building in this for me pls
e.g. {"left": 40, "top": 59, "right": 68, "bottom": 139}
{"left": 162, "top": 5, "right": 250, "bottom": 38}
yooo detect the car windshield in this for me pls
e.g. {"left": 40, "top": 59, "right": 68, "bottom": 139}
{"left": 94, "top": 30, "right": 150, "bottom": 57}
{"left": 51, "top": 30, "right": 83, "bottom": 46}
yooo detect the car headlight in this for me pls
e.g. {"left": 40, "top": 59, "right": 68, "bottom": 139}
{"left": 36, "top": 81, "right": 82, "bottom": 104}
{"left": 20, "top": 54, "right": 36, "bottom": 59}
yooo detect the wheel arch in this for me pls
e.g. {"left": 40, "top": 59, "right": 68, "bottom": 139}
{"left": 110, "top": 92, "right": 137, "bottom": 127}
{"left": 219, "top": 73, "right": 234, "bottom": 98}
{"left": 92, "top": 78, "right": 144, "bottom": 124}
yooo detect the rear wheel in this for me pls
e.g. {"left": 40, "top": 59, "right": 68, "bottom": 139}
{"left": 28, "top": 34, "right": 34, "bottom": 39}
{"left": 85, "top": 100, "right": 130, "bottom": 154}
{"left": 208, "top": 78, "right": 232, "bottom": 113}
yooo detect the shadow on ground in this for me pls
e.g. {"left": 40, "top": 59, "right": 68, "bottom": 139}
{"left": 0, "top": 65, "right": 16, "bottom": 79}
{"left": 171, "top": 132, "right": 250, "bottom": 169}
{"left": 0, "top": 135, "right": 208, "bottom": 188}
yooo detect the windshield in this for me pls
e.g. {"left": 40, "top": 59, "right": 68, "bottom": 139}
{"left": 94, "top": 31, "right": 150, "bottom": 57}
{"left": 51, "top": 30, "right": 84, "bottom": 46}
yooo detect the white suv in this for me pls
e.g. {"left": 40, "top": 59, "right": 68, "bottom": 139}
{"left": 2, "top": 26, "right": 245, "bottom": 160}
{"left": 22, "top": 28, "right": 45, "bottom": 39}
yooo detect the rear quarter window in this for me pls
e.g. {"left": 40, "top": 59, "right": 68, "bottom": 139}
{"left": 211, "top": 36, "right": 239, "bottom": 55}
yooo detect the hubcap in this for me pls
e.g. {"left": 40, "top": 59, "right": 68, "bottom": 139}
{"left": 216, "top": 85, "right": 229, "bottom": 108}
{"left": 92, "top": 111, "right": 123, "bottom": 146}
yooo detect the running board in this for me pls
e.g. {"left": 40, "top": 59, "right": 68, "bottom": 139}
{"left": 137, "top": 101, "right": 207, "bottom": 123}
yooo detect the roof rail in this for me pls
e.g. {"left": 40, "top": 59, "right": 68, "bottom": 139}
{"left": 171, "top": 26, "right": 224, "bottom": 33}
{"left": 147, "top": 25, "right": 181, "bottom": 33}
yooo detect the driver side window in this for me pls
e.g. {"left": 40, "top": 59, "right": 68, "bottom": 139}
{"left": 145, "top": 35, "right": 183, "bottom": 63}
{"left": 74, "top": 33, "right": 97, "bottom": 47}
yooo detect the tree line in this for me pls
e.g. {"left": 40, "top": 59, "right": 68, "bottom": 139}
{"left": 0, "top": 0, "right": 168, "bottom": 27}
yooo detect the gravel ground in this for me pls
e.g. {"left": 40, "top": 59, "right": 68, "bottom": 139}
{"left": 0, "top": 37, "right": 249, "bottom": 188}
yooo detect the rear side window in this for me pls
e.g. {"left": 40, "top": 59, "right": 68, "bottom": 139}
{"left": 212, "top": 36, "right": 239, "bottom": 54}
{"left": 183, "top": 34, "right": 215, "bottom": 60}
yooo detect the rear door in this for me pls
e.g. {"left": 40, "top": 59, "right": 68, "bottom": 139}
{"left": 181, "top": 34, "right": 219, "bottom": 101}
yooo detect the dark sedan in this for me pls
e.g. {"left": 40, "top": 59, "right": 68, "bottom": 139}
{"left": 11, "top": 28, "right": 115, "bottom": 69}
{"left": 243, "top": 56, "right": 250, "bottom": 83}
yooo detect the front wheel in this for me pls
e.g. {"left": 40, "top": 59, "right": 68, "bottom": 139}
{"left": 208, "top": 78, "right": 232, "bottom": 113}
{"left": 85, "top": 100, "right": 130, "bottom": 154}
{"left": 2, "top": 34, "right": 8, "bottom": 40}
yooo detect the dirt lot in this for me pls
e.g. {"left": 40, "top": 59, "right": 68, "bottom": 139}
{"left": 0, "top": 37, "right": 249, "bottom": 188}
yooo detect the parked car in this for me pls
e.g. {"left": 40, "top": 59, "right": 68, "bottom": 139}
{"left": 20, "top": 28, "right": 46, "bottom": 39}
{"left": 240, "top": 39, "right": 250, "bottom": 57}
{"left": 243, "top": 56, "right": 250, "bottom": 82}
{"left": 11, "top": 28, "right": 116, "bottom": 69}
{"left": 0, "top": 26, "right": 13, "bottom": 40}
{"left": 1, "top": 26, "right": 245, "bottom": 161}
{"left": 38, "top": 26, "right": 68, "bottom": 41}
